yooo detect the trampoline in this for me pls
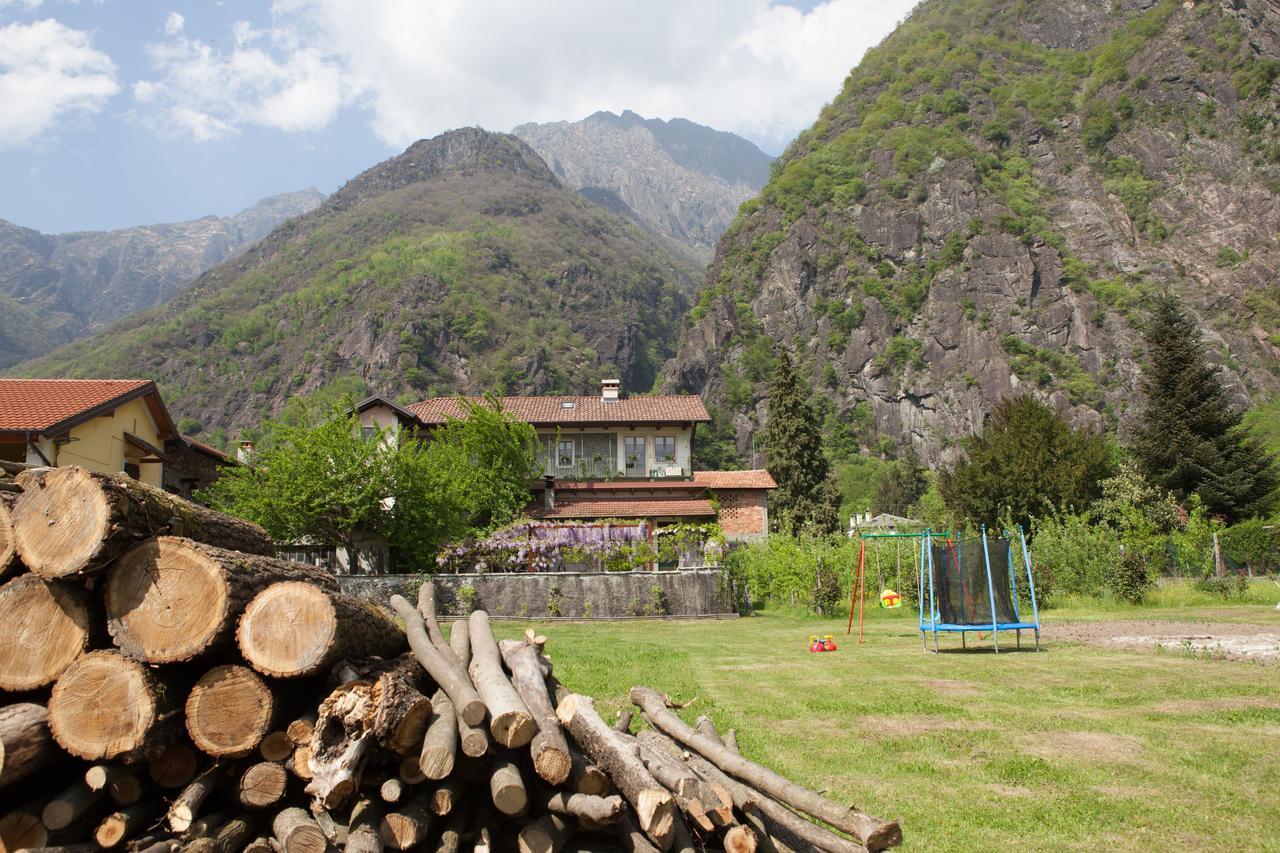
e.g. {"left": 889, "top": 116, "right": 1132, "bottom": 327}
{"left": 919, "top": 527, "right": 1041, "bottom": 653}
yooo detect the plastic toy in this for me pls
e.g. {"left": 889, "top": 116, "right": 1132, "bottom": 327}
{"left": 880, "top": 588, "right": 901, "bottom": 609}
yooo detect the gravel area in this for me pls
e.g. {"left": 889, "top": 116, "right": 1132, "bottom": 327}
{"left": 1045, "top": 619, "right": 1280, "bottom": 664}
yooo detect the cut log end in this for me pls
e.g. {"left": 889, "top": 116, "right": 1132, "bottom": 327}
{"left": 148, "top": 742, "right": 198, "bottom": 789}
{"left": 533, "top": 744, "right": 572, "bottom": 788}
{"left": 239, "top": 762, "right": 288, "bottom": 809}
{"left": 0, "top": 575, "right": 93, "bottom": 692}
{"left": 238, "top": 583, "right": 338, "bottom": 679}
{"left": 48, "top": 651, "right": 163, "bottom": 761}
{"left": 491, "top": 710, "right": 537, "bottom": 750}
{"left": 0, "top": 810, "right": 47, "bottom": 853}
{"left": 12, "top": 467, "right": 112, "bottom": 578}
{"left": 185, "top": 664, "right": 275, "bottom": 757}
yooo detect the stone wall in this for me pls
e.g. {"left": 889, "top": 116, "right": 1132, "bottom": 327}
{"left": 337, "top": 570, "right": 738, "bottom": 619}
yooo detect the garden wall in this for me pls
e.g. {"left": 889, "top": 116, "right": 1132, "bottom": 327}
{"left": 337, "top": 570, "right": 738, "bottom": 619}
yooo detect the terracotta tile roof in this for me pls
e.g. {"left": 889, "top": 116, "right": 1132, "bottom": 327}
{"left": 175, "top": 434, "right": 235, "bottom": 463}
{"left": 693, "top": 469, "right": 778, "bottom": 490}
{"left": 527, "top": 497, "right": 716, "bottom": 520}
{"left": 0, "top": 379, "right": 157, "bottom": 433}
{"left": 408, "top": 395, "right": 710, "bottom": 426}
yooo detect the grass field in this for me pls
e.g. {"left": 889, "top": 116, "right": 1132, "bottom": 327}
{"left": 491, "top": 596, "right": 1280, "bottom": 851}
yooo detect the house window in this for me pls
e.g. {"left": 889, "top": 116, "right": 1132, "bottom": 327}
{"left": 361, "top": 426, "right": 378, "bottom": 442}
{"left": 123, "top": 461, "right": 141, "bottom": 480}
{"left": 624, "top": 436, "right": 645, "bottom": 476}
{"left": 654, "top": 436, "right": 677, "bottom": 465}
{"left": 557, "top": 439, "right": 575, "bottom": 467}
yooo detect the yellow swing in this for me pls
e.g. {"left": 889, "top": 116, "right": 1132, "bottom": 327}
{"left": 879, "top": 539, "right": 903, "bottom": 609}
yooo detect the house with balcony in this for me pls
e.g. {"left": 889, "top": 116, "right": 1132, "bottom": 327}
{"left": 406, "top": 380, "right": 776, "bottom": 542}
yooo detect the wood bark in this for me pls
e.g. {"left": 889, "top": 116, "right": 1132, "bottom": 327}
{"left": 447, "top": 619, "right": 470, "bottom": 663}
{"left": 499, "top": 638, "right": 571, "bottom": 785}
{"left": 107, "top": 537, "right": 336, "bottom": 664}
{"left": 631, "top": 687, "right": 900, "bottom": 851}
{"left": 0, "top": 703, "right": 53, "bottom": 788}
{"left": 42, "top": 781, "right": 105, "bottom": 831}
{"left": 369, "top": 664, "right": 432, "bottom": 756}
{"left": 489, "top": 757, "right": 528, "bottom": 818}
{"left": 13, "top": 466, "right": 273, "bottom": 579}
{"left": 614, "top": 811, "right": 659, "bottom": 853}
{"left": 0, "top": 575, "right": 94, "bottom": 692}
{"left": 387, "top": 596, "right": 485, "bottom": 726}
{"left": 147, "top": 742, "right": 197, "bottom": 789}
{"left": 167, "top": 766, "right": 222, "bottom": 833}
{"left": 442, "top": 614, "right": 490, "bottom": 758}
{"left": 432, "top": 800, "right": 471, "bottom": 853}
{"left": 0, "top": 809, "right": 47, "bottom": 853}
{"left": 418, "top": 690, "right": 457, "bottom": 781}
{"left": 567, "top": 740, "right": 610, "bottom": 797}
{"left": 238, "top": 763, "right": 288, "bottom": 809}
{"left": 632, "top": 733, "right": 721, "bottom": 832}
{"left": 556, "top": 693, "right": 674, "bottom": 849}
{"left": 195, "top": 813, "right": 255, "bottom": 853}
{"left": 346, "top": 798, "right": 382, "bottom": 853}
{"left": 48, "top": 650, "right": 180, "bottom": 762}
{"left": 613, "top": 712, "right": 633, "bottom": 735}
{"left": 93, "top": 804, "right": 157, "bottom": 848}
{"left": 378, "top": 794, "right": 432, "bottom": 851}
{"left": 272, "top": 808, "right": 326, "bottom": 853}
{"left": 304, "top": 678, "right": 389, "bottom": 808}
{"left": 518, "top": 813, "right": 573, "bottom": 853}
{"left": 467, "top": 611, "right": 534, "bottom": 748}
{"left": 539, "top": 793, "right": 625, "bottom": 826}
{"left": 238, "top": 583, "right": 405, "bottom": 679}
{"left": 185, "top": 664, "right": 275, "bottom": 757}
{"left": 0, "top": 492, "right": 17, "bottom": 580}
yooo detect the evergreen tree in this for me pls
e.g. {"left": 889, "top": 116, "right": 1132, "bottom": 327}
{"left": 940, "top": 395, "right": 1111, "bottom": 530}
{"left": 761, "top": 352, "right": 840, "bottom": 534}
{"left": 1132, "top": 293, "right": 1277, "bottom": 521}
{"left": 875, "top": 448, "right": 930, "bottom": 516}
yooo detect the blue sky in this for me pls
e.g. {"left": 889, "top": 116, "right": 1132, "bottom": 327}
{"left": 0, "top": 0, "right": 917, "bottom": 233}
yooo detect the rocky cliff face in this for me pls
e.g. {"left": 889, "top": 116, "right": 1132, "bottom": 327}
{"left": 514, "top": 111, "right": 773, "bottom": 262}
{"left": 0, "top": 190, "right": 324, "bottom": 367}
{"left": 664, "top": 0, "right": 1280, "bottom": 466}
{"left": 13, "top": 129, "right": 700, "bottom": 439}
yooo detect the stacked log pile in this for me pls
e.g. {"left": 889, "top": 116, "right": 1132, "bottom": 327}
{"left": 0, "top": 464, "right": 902, "bottom": 852}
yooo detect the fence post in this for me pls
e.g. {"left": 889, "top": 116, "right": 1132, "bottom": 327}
{"left": 1213, "top": 531, "right": 1225, "bottom": 578}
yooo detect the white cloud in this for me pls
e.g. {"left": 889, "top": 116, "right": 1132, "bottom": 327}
{"left": 133, "top": 0, "right": 917, "bottom": 151}
{"left": 0, "top": 18, "right": 118, "bottom": 147}
{"left": 0, "top": 0, "right": 44, "bottom": 10}
{"left": 163, "top": 12, "right": 184, "bottom": 36}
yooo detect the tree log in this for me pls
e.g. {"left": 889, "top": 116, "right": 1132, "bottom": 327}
{"left": 567, "top": 740, "right": 610, "bottom": 797}
{"left": 239, "top": 763, "right": 288, "bottom": 809}
{"left": 613, "top": 712, "right": 633, "bottom": 735}
{"left": 167, "top": 766, "right": 221, "bottom": 833}
{"left": 556, "top": 693, "right": 674, "bottom": 849}
{"left": 48, "top": 650, "right": 180, "bottom": 762}
{"left": 272, "top": 808, "right": 326, "bottom": 853}
{"left": 259, "top": 732, "right": 292, "bottom": 762}
{"left": 197, "top": 813, "right": 256, "bottom": 853}
{"left": 107, "top": 538, "right": 336, "bottom": 664}
{"left": 0, "top": 810, "right": 46, "bottom": 853}
{"left": 432, "top": 799, "right": 471, "bottom": 853}
{"left": 418, "top": 691, "right": 457, "bottom": 781}
{"left": 519, "top": 813, "right": 573, "bottom": 853}
{"left": 13, "top": 467, "right": 273, "bottom": 579}
{"left": 499, "top": 638, "right": 571, "bottom": 785}
{"left": 0, "top": 703, "right": 53, "bottom": 788}
{"left": 539, "top": 792, "right": 625, "bottom": 826}
{"left": 468, "top": 611, "right": 534, "bottom": 748}
{"left": 0, "top": 576, "right": 93, "bottom": 692}
{"left": 306, "top": 677, "right": 400, "bottom": 808}
{"left": 631, "top": 687, "right": 900, "bottom": 851}
{"left": 346, "top": 798, "right": 382, "bottom": 853}
{"left": 489, "top": 757, "right": 528, "bottom": 818}
{"left": 379, "top": 779, "right": 404, "bottom": 804}
{"left": 285, "top": 715, "right": 315, "bottom": 747}
{"left": 614, "top": 811, "right": 659, "bottom": 853}
{"left": 635, "top": 731, "right": 731, "bottom": 829}
{"left": 447, "top": 619, "right": 470, "bottom": 663}
{"left": 238, "top": 583, "right": 405, "bottom": 679}
{"left": 94, "top": 804, "right": 157, "bottom": 848}
{"left": 379, "top": 794, "right": 432, "bottom": 851}
{"left": 41, "top": 781, "right": 105, "bottom": 831}
{"left": 723, "top": 826, "right": 758, "bottom": 853}
{"left": 185, "top": 665, "right": 275, "bottom": 757}
{"left": 371, "top": 666, "right": 432, "bottom": 756}
{"left": 286, "top": 745, "right": 313, "bottom": 781}
{"left": 387, "top": 597, "right": 484, "bottom": 726}
{"left": 429, "top": 778, "right": 463, "bottom": 817}
{"left": 147, "top": 743, "right": 197, "bottom": 789}
{"left": 443, "top": 620, "right": 490, "bottom": 757}
{"left": 0, "top": 492, "right": 19, "bottom": 581}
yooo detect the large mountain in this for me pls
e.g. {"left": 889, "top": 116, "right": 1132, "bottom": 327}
{"left": 664, "top": 0, "right": 1280, "bottom": 466}
{"left": 0, "top": 190, "right": 324, "bottom": 368}
{"left": 13, "top": 129, "right": 700, "bottom": 437}
{"left": 514, "top": 111, "right": 773, "bottom": 262}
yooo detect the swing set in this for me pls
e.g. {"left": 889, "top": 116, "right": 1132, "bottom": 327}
{"left": 845, "top": 531, "right": 928, "bottom": 643}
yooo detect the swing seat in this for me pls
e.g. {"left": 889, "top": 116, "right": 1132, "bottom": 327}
{"left": 879, "top": 588, "right": 902, "bottom": 609}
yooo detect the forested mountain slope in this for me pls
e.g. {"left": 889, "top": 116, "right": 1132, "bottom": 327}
{"left": 14, "top": 130, "right": 700, "bottom": 439}
{"left": 663, "top": 0, "right": 1280, "bottom": 465}
{"left": 0, "top": 190, "right": 323, "bottom": 368}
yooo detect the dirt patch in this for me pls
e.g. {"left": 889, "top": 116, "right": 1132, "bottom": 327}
{"left": 1045, "top": 619, "right": 1280, "bottom": 664}
{"left": 1021, "top": 730, "right": 1145, "bottom": 764}
{"left": 920, "top": 678, "right": 981, "bottom": 697}
{"left": 856, "top": 714, "right": 975, "bottom": 738}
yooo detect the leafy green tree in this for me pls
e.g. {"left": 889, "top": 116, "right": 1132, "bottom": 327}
{"left": 874, "top": 448, "right": 929, "bottom": 516}
{"left": 940, "top": 395, "right": 1111, "bottom": 530}
{"left": 202, "top": 398, "right": 538, "bottom": 569}
{"left": 761, "top": 352, "right": 840, "bottom": 534}
{"left": 1132, "top": 293, "right": 1278, "bottom": 522}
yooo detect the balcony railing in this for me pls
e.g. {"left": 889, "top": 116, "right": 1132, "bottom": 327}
{"left": 541, "top": 457, "right": 690, "bottom": 481}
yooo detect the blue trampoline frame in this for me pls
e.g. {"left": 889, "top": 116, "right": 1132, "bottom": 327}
{"left": 918, "top": 526, "right": 1041, "bottom": 653}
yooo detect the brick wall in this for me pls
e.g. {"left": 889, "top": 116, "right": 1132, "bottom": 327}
{"left": 713, "top": 488, "right": 768, "bottom": 542}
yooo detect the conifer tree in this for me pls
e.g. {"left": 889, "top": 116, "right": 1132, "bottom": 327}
{"left": 1132, "top": 293, "right": 1277, "bottom": 521}
{"left": 762, "top": 352, "right": 840, "bottom": 533}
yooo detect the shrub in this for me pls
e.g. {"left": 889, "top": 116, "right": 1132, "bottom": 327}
{"left": 1109, "top": 549, "right": 1155, "bottom": 603}
{"left": 1031, "top": 512, "right": 1119, "bottom": 600}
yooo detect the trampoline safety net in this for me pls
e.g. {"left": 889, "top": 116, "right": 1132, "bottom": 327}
{"left": 929, "top": 537, "right": 1019, "bottom": 625}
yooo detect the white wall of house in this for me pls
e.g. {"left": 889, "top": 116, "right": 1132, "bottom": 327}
{"left": 534, "top": 425, "right": 692, "bottom": 477}
{"left": 358, "top": 404, "right": 403, "bottom": 451}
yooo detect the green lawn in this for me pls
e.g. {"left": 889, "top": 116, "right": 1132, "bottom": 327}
{"left": 489, "top": 602, "right": 1280, "bottom": 851}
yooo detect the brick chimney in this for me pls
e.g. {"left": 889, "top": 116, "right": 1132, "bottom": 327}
{"left": 601, "top": 378, "right": 621, "bottom": 402}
